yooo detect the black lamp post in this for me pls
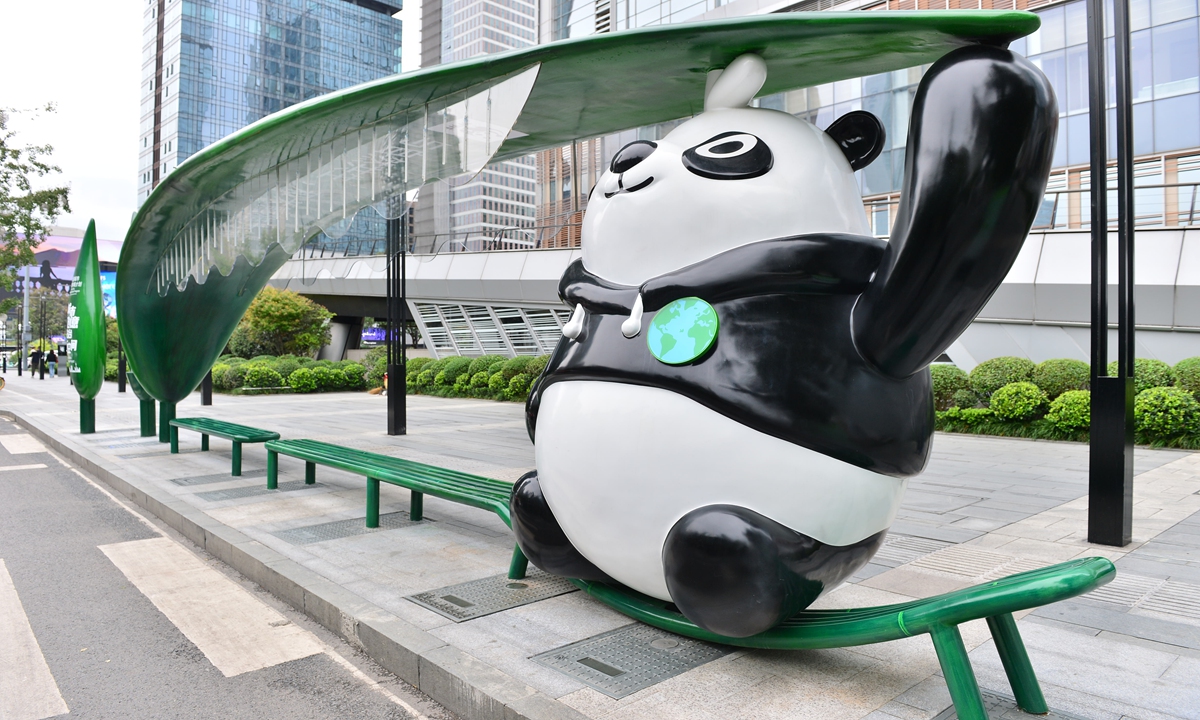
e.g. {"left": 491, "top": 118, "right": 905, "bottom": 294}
{"left": 386, "top": 205, "right": 407, "bottom": 436}
{"left": 37, "top": 297, "right": 47, "bottom": 380}
{"left": 1087, "top": 0, "right": 1136, "bottom": 546}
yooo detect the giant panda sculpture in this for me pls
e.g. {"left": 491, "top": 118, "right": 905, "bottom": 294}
{"left": 512, "top": 45, "right": 1057, "bottom": 638}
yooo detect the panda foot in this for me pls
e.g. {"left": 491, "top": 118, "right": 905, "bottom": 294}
{"left": 663, "top": 505, "right": 885, "bottom": 638}
{"left": 510, "top": 471, "right": 613, "bottom": 581}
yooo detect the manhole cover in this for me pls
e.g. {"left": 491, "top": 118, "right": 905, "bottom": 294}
{"left": 407, "top": 570, "right": 577, "bottom": 622}
{"left": 195, "top": 480, "right": 322, "bottom": 502}
{"left": 170, "top": 469, "right": 268, "bottom": 486}
{"left": 932, "top": 690, "right": 1089, "bottom": 720}
{"left": 532, "top": 624, "right": 731, "bottom": 698}
{"left": 272, "top": 511, "right": 421, "bottom": 545}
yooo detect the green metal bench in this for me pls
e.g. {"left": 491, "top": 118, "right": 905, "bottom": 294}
{"left": 263, "top": 438, "right": 1113, "bottom": 719}
{"left": 264, "top": 438, "right": 529, "bottom": 579}
{"left": 169, "top": 418, "right": 280, "bottom": 476}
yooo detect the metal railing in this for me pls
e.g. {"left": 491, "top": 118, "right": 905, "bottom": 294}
{"left": 298, "top": 220, "right": 585, "bottom": 259}
{"left": 1030, "top": 182, "right": 1200, "bottom": 231}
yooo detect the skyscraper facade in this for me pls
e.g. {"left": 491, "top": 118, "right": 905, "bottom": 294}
{"left": 138, "top": 0, "right": 403, "bottom": 203}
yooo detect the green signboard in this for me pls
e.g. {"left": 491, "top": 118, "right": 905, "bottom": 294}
{"left": 67, "top": 220, "right": 106, "bottom": 432}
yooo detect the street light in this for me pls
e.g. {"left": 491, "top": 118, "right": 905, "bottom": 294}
{"left": 37, "top": 296, "right": 47, "bottom": 380}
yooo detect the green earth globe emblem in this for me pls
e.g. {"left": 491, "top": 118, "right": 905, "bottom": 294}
{"left": 647, "top": 297, "right": 719, "bottom": 365}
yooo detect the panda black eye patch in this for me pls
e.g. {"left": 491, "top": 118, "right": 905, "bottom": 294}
{"left": 682, "top": 132, "right": 773, "bottom": 180}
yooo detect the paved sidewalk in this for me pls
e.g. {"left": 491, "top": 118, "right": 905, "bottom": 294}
{"left": 3, "top": 373, "right": 1200, "bottom": 720}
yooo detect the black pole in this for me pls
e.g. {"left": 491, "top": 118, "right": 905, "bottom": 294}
{"left": 16, "top": 304, "right": 22, "bottom": 377}
{"left": 118, "top": 338, "right": 127, "bottom": 392}
{"left": 201, "top": 369, "right": 213, "bottom": 406}
{"left": 38, "top": 300, "right": 45, "bottom": 380}
{"left": 386, "top": 208, "right": 406, "bottom": 436}
{"left": 1088, "top": 0, "right": 1136, "bottom": 546}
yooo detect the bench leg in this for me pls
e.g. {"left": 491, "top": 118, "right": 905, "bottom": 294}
{"left": 201, "top": 434, "right": 209, "bottom": 451}
{"left": 508, "top": 545, "right": 529, "bottom": 580}
{"left": 366, "top": 477, "right": 380, "bottom": 528}
{"left": 231, "top": 442, "right": 242, "bottom": 476}
{"left": 987, "top": 613, "right": 1048, "bottom": 714}
{"left": 169, "top": 426, "right": 179, "bottom": 454}
{"left": 305, "top": 462, "right": 316, "bottom": 485}
{"left": 267, "top": 450, "right": 278, "bottom": 490}
{"left": 410, "top": 491, "right": 423, "bottom": 521}
{"left": 930, "top": 624, "right": 988, "bottom": 720}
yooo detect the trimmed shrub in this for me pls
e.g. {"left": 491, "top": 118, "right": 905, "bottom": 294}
{"left": 243, "top": 364, "right": 284, "bottom": 389}
{"left": 931, "top": 364, "right": 970, "bottom": 411}
{"left": 952, "top": 389, "right": 981, "bottom": 409}
{"left": 1135, "top": 386, "right": 1199, "bottom": 437}
{"left": 1174, "top": 357, "right": 1200, "bottom": 397}
{"left": 441, "top": 357, "right": 474, "bottom": 387}
{"left": 507, "top": 373, "right": 532, "bottom": 399}
{"left": 210, "top": 363, "right": 232, "bottom": 391}
{"left": 938, "top": 407, "right": 996, "bottom": 427}
{"left": 488, "top": 370, "right": 507, "bottom": 393}
{"left": 499, "top": 355, "right": 533, "bottom": 381}
{"left": 288, "top": 367, "right": 318, "bottom": 393}
{"left": 223, "top": 356, "right": 248, "bottom": 367}
{"left": 296, "top": 356, "right": 316, "bottom": 366}
{"left": 969, "top": 357, "right": 1035, "bottom": 398}
{"left": 311, "top": 365, "right": 345, "bottom": 391}
{"left": 989, "top": 381, "right": 1047, "bottom": 421}
{"left": 434, "top": 370, "right": 450, "bottom": 386}
{"left": 219, "top": 363, "right": 249, "bottom": 389}
{"left": 525, "top": 354, "right": 551, "bottom": 379}
{"left": 250, "top": 355, "right": 278, "bottom": 364}
{"left": 469, "top": 371, "right": 491, "bottom": 390}
{"left": 270, "top": 355, "right": 301, "bottom": 380}
{"left": 341, "top": 362, "right": 366, "bottom": 390}
{"left": 1109, "top": 358, "right": 1176, "bottom": 395}
{"left": 1046, "top": 390, "right": 1091, "bottom": 432}
{"left": 407, "top": 356, "right": 434, "bottom": 374}
{"left": 104, "top": 358, "right": 119, "bottom": 380}
{"left": 468, "top": 355, "right": 509, "bottom": 377}
{"left": 1032, "top": 358, "right": 1090, "bottom": 399}
{"left": 416, "top": 369, "right": 435, "bottom": 388}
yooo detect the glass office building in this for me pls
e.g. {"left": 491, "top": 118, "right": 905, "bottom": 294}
{"left": 138, "top": 0, "right": 403, "bottom": 203}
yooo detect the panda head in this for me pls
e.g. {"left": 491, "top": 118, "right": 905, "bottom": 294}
{"left": 581, "top": 54, "right": 885, "bottom": 287}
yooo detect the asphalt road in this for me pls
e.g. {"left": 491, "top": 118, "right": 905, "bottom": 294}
{"left": 0, "top": 414, "right": 453, "bottom": 720}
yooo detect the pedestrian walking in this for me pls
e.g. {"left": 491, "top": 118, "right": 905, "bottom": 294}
{"left": 46, "top": 350, "right": 58, "bottom": 377}
{"left": 29, "top": 348, "right": 42, "bottom": 374}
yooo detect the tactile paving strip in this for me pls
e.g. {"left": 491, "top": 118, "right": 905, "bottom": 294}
{"left": 532, "top": 624, "right": 731, "bottom": 698}
{"left": 195, "top": 480, "right": 322, "bottom": 502}
{"left": 407, "top": 571, "right": 577, "bottom": 622}
{"left": 932, "top": 690, "right": 1088, "bottom": 720}
{"left": 872, "top": 534, "right": 952, "bottom": 567}
{"left": 271, "top": 511, "right": 420, "bottom": 545}
{"left": 170, "top": 469, "right": 268, "bottom": 486}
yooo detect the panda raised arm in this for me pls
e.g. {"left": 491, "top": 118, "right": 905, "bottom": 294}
{"left": 851, "top": 45, "right": 1058, "bottom": 379}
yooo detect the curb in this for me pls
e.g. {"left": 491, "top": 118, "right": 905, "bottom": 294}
{"left": 4, "top": 409, "right": 587, "bottom": 720}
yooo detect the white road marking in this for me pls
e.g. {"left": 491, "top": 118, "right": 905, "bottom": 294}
{"left": 0, "top": 434, "right": 47, "bottom": 455}
{"left": 0, "top": 559, "right": 70, "bottom": 720}
{"left": 100, "top": 537, "right": 323, "bottom": 677}
{"left": 0, "top": 464, "right": 47, "bottom": 472}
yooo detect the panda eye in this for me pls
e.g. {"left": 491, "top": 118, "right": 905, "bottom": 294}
{"left": 683, "top": 132, "right": 773, "bottom": 180}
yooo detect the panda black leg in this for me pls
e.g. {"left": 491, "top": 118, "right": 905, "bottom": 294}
{"left": 510, "top": 471, "right": 613, "bottom": 582}
{"left": 663, "top": 505, "right": 885, "bottom": 638}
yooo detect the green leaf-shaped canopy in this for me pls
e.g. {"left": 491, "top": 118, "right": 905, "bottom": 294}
{"left": 118, "top": 11, "right": 1039, "bottom": 403}
{"left": 68, "top": 220, "right": 107, "bottom": 400}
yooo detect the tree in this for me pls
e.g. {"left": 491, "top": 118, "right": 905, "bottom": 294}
{"left": 29, "top": 286, "right": 69, "bottom": 339}
{"left": 0, "top": 105, "right": 70, "bottom": 314}
{"left": 227, "top": 286, "right": 333, "bottom": 358}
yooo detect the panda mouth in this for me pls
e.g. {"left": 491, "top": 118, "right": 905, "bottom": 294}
{"left": 604, "top": 175, "right": 654, "bottom": 199}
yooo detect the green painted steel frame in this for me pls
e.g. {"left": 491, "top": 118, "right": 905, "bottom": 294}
{"left": 169, "top": 418, "right": 279, "bottom": 476}
{"left": 118, "top": 12, "right": 1039, "bottom": 406}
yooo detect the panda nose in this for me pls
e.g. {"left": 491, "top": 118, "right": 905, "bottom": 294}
{"left": 610, "top": 141, "right": 657, "bottom": 174}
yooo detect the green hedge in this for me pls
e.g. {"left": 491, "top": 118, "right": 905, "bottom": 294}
{"left": 931, "top": 364, "right": 969, "bottom": 411}
{"left": 400, "top": 354, "right": 552, "bottom": 402}
{"left": 989, "top": 382, "right": 1047, "bottom": 421}
{"left": 1108, "top": 358, "right": 1175, "bottom": 394}
{"left": 1032, "top": 358, "right": 1089, "bottom": 400}
{"left": 969, "top": 356, "right": 1035, "bottom": 399}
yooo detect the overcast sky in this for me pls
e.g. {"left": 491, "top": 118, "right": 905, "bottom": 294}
{"left": 0, "top": 0, "right": 422, "bottom": 243}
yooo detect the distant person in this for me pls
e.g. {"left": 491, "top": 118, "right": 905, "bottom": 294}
{"left": 29, "top": 348, "right": 42, "bottom": 373}
{"left": 46, "top": 350, "right": 58, "bottom": 377}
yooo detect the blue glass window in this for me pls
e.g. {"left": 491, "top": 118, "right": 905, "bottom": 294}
{"left": 1152, "top": 19, "right": 1200, "bottom": 97}
{"left": 1155, "top": 92, "right": 1200, "bottom": 149}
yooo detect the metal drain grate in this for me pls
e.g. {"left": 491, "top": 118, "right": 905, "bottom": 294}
{"left": 170, "top": 469, "right": 268, "bottom": 486}
{"left": 408, "top": 571, "right": 577, "bottom": 622}
{"left": 271, "top": 511, "right": 421, "bottom": 545}
{"left": 932, "top": 690, "right": 1088, "bottom": 720}
{"left": 195, "top": 480, "right": 322, "bottom": 502}
{"left": 873, "top": 534, "right": 952, "bottom": 567}
{"left": 532, "top": 624, "right": 731, "bottom": 699}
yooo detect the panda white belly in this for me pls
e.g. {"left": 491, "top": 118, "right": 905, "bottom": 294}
{"left": 534, "top": 380, "right": 907, "bottom": 600}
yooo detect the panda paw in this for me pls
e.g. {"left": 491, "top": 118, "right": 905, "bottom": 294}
{"left": 510, "top": 471, "right": 613, "bottom": 582}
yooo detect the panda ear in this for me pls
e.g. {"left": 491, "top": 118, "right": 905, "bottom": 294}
{"left": 826, "top": 111, "right": 886, "bottom": 171}
{"left": 704, "top": 54, "right": 767, "bottom": 111}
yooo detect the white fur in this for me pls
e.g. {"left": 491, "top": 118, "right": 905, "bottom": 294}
{"left": 536, "top": 382, "right": 906, "bottom": 600}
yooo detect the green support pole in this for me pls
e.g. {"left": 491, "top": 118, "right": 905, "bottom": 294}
{"left": 169, "top": 425, "right": 178, "bottom": 454}
{"left": 508, "top": 545, "right": 529, "bottom": 580}
{"left": 987, "top": 613, "right": 1048, "bottom": 714}
{"left": 158, "top": 401, "right": 175, "bottom": 443}
{"left": 201, "top": 434, "right": 209, "bottom": 451}
{"left": 305, "top": 461, "right": 315, "bottom": 485}
{"left": 930, "top": 625, "right": 988, "bottom": 720}
{"left": 267, "top": 451, "right": 277, "bottom": 490}
{"left": 231, "top": 442, "right": 242, "bottom": 476}
{"left": 366, "top": 477, "right": 380, "bottom": 528}
{"left": 410, "top": 491, "right": 424, "bottom": 521}
{"left": 139, "top": 399, "right": 155, "bottom": 437}
{"left": 79, "top": 398, "right": 95, "bottom": 434}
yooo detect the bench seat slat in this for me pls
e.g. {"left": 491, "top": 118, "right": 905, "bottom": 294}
{"left": 171, "top": 418, "right": 280, "bottom": 443}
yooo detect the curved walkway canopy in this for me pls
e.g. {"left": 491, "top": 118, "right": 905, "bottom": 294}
{"left": 117, "top": 11, "right": 1039, "bottom": 403}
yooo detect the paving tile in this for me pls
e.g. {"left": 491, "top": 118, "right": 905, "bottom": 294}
{"left": 1031, "top": 600, "right": 1200, "bottom": 651}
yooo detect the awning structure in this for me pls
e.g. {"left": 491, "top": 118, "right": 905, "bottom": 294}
{"left": 117, "top": 11, "right": 1039, "bottom": 403}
